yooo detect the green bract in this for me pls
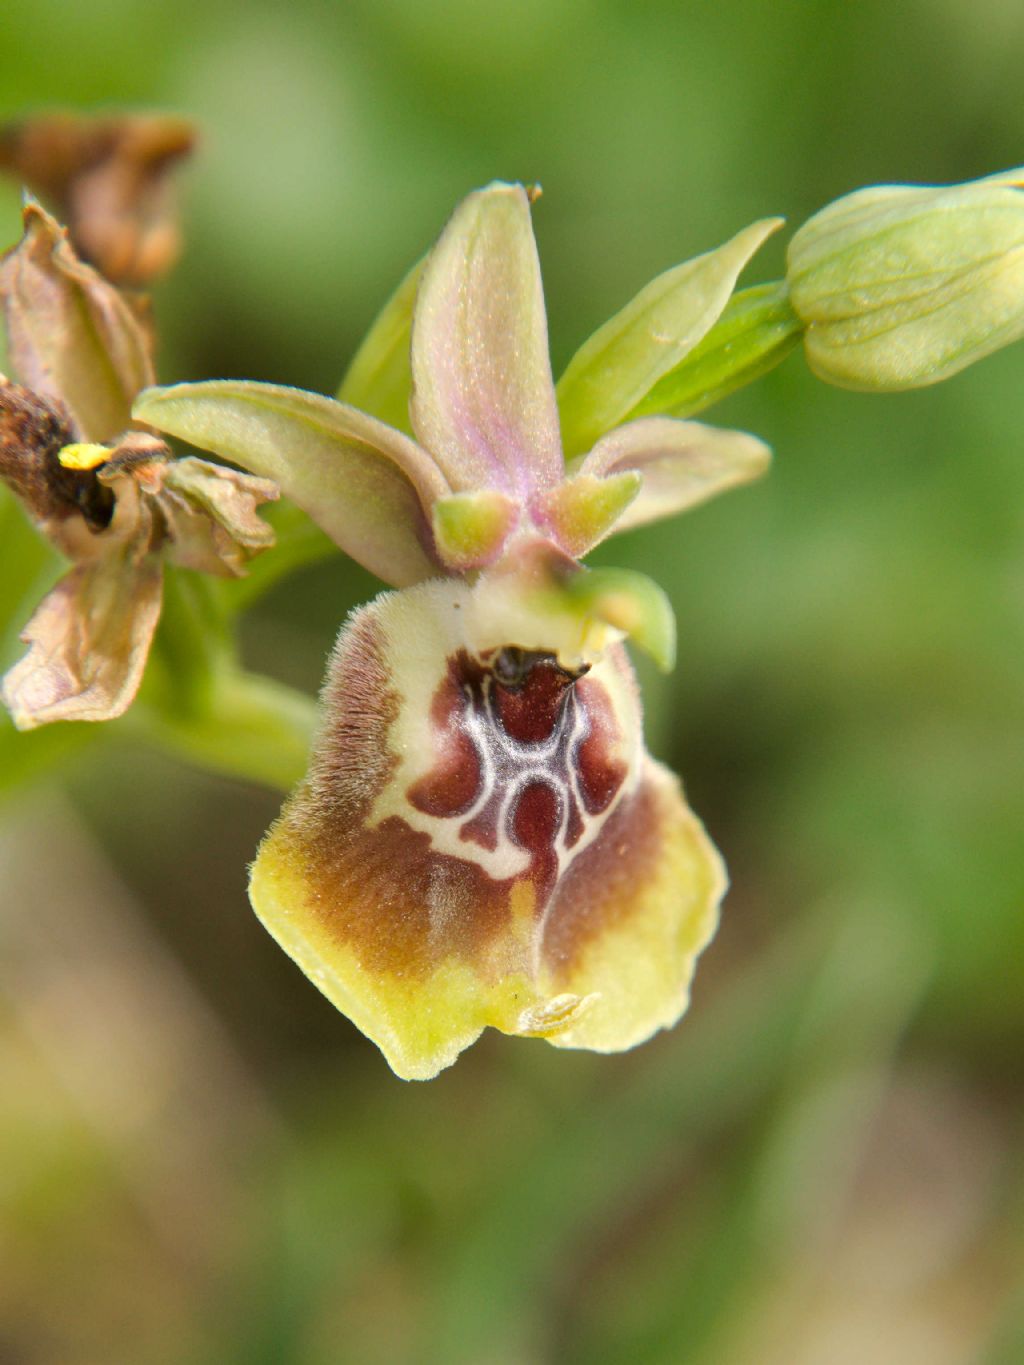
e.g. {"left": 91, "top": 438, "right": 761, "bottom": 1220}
{"left": 555, "top": 218, "right": 783, "bottom": 457}
{"left": 787, "top": 167, "right": 1024, "bottom": 390}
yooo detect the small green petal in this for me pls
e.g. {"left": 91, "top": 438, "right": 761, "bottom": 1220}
{"left": 556, "top": 218, "right": 783, "bottom": 458}
{"left": 431, "top": 489, "right": 520, "bottom": 570}
{"left": 532, "top": 470, "right": 641, "bottom": 558}
{"left": 336, "top": 257, "right": 423, "bottom": 435}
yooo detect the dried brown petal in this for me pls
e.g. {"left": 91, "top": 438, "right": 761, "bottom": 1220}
{"left": 0, "top": 201, "right": 155, "bottom": 441}
{"left": 1, "top": 545, "right": 163, "bottom": 729}
{"left": 88, "top": 443, "right": 277, "bottom": 576}
{"left": 0, "top": 112, "right": 196, "bottom": 286}
{"left": 161, "top": 457, "right": 278, "bottom": 554}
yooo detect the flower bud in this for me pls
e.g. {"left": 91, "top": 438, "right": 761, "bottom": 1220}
{"left": 786, "top": 168, "right": 1024, "bottom": 390}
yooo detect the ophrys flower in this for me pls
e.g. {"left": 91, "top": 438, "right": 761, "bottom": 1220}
{"left": 135, "top": 183, "right": 776, "bottom": 1078}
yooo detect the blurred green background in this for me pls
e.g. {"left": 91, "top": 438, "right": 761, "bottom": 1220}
{"left": 1, "top": 2, "right": 1023, "bottom": 1362}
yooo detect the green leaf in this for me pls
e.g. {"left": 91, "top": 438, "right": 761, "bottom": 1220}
{"left": 627, "top": 281, "right": 803, "bottom": 419}
{"left": 556, "top": 218, "right": 783, "bottom": 458}
{"left": 336, "top": 257, "right": 423, "bottom": 434}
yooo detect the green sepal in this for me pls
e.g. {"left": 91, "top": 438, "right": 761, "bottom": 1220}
{"left": 431, "top": 489, "right": 520, "bottom": 570}
{"left": 556, "top": 218, "right": 783, "bottom": 458}
{"left": 336, "top": 258, "right": 423, "bottom": 434}
{"left": 627, "top": 282, "right": 803, "bottom": 420}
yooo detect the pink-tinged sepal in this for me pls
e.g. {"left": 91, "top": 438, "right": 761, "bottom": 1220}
{"left": 249, "top": 577, "right": 724, "bottom": 1079}
{"left": 134, "top": 381, "right": 451, "bottom": 587}
{"left": 409, "top": 182, "right": 563, "bottom": 498}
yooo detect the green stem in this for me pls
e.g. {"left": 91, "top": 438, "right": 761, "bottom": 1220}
{"left": 125, "top": 667, "right": 317, "bottom": 792}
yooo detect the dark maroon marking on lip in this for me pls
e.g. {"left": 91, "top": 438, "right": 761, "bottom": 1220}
{"left": 460, "top": 791, "right": 501, "bottom": 850}
{"left": 573, "top": 678, "right": 627, "bottom": 814}
{"left": 407, "top": 648, "right": 629, "bottom": 843}
{"left": 398, "top": 646, "right": 630, "bottom": 945}
{"left": 565, "top": 794, "right": 585, "bottom": 848}
{"left": 493, "top": 660, "right": 575, "bottom": 744}
{"left": 408, "top": 664, "right": 484, "bottom": 817}
{"left": 510, "top": 781, "right": 561, "bottom": 901}
{"left": 290, "top": 616, "right": 646, "bottom": 984}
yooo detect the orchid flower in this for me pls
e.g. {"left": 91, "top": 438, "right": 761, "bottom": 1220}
{"left": 134, "top": 182, "right": 779, "bottom": 1079}
{"left": 0, "top": 201, "right": 277, "bottom": 729}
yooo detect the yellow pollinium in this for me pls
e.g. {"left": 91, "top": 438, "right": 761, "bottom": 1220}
{"left": 58, "top": 442, "right": 109, "bottom": 471}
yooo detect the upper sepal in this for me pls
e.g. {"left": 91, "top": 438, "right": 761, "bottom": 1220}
{"left": 410, "top": 182, "right": 563, "bottom": 497}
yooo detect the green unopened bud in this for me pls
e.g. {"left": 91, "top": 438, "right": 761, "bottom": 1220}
{"left": 787, "top": 168, "right": 1024, "bottom": 390}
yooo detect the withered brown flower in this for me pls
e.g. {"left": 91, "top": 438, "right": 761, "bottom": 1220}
{"left": 0, "top": 111, "right": 196, "bottom": 287}
{"left": 0, "top": 201, "right": 276, "bottom": 730}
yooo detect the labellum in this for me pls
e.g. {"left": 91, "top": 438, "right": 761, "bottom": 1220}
{"left": 251, "top": 576, "right": 724, "bottom": 1078}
